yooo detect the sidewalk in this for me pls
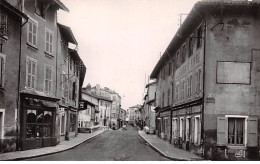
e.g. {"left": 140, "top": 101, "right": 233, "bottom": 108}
{"left": 138, "top": 130, "right": 204, "bottom": 161}
{"left": 0, "top": 129, "right": 106, "bottom": 161}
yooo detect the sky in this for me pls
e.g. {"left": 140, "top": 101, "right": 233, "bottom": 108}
{"left": 58, "top": 0, "right": 198, "bottom": 110}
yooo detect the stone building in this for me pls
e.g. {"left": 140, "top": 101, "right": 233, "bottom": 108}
{"left": 0, "top": 0, "right": 28, "bottom": 153}
{"left": 0, "top": 0, "right": 86, "bottom": 152}
{"left": 150, "top": 0, "right": 260, "bottom": 160}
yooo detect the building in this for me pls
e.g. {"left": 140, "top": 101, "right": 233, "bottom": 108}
{"left": 0, "top": 0, "right": 86, "bottom": 152}
{"left": 78, "top": 84, "right": 99, "bottom": 132}
{"left": 150, "top": 0, "right": 260, "bottom": 160}
{"left": 128, "top": 105, "right": 142, "bottom": 126}
{"left": 0, "top": 0, "right": 28, "bottom": 153}
{"left": 144, "top": 81, "right": 156, "bottom": 129}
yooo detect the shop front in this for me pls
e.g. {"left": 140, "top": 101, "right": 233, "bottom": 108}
{"left": 20, "top": 91, "right": 59, "bottom": 151}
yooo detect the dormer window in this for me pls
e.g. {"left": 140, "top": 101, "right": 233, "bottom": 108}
{"left": 35, "top": 0, "right": 46, "bottom": 19}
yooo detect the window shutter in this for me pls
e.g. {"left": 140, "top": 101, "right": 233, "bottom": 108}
{"left": 198, "top": 117, "right": 201, "bottom": 144}
{"left": 191, "top": 117, "right": 194, "bottom": 143}
{"left": 217, "top": 117, "right": 227, "bottom": 146}
{"left": 177, "top": 119, "right": 180, "bottom": 137}
{"left": 247, "top": 117, "right": 258, "bottom": 147}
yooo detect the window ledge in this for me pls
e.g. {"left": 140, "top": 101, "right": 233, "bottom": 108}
{"left": 27, "top": 43, "right": 38, "bottom": 51}
{"left": 44, "top": 52, "right": 54, "bottom": 59}
{"left": 227, "top": 145, "right": 246, "bottom": 150}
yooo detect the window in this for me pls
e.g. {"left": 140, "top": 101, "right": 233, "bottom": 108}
{"left": 180, "top": 117, "right": 184, "bottom": 138}
{"left": 187, "top": 74, "right": 192, "bottom": 98}
{"left": 35, "top": 0, "right": 46, "bottom": 18}
{"left": 0, "top": 54, "right": 6, "bottom": 88}
{"left": 182, "top": 44, "right": 186, "bottom": 63}
{"left": 167, "top": 89, "right": 170, "bottom": 106}
{"left": 168, "top": 62, "right": 171, "bottom": 76}
{"left": 194, "top": 116, "right": 201, "bottom": 144}
{"left": 70, "top": 56, "right": 73, "bottom": 70}
{"left": 69, "top": 80, "right": 72, "bottom": 100}
{"left": 175, "top": 83, "right": 179, "bottom": 102}
{"left": 0, "top": 109, "right": 5, "bottom": 139}
{"left": 228, "top": 118, "right": 244, "bottom": 145}
{"left": 26, "top": 109, "right": 53, "bottom": 138}
{"left": 63, "top": 75, "right": 68, "bottom": 101}
{"left": 181, "top": 79, "right": 185, "bottom": 101}
{"left": 189, "top": 35, "right": 194, "bottom": 57}
{"left": 60, "top": 111, "right": 66, "bottom": 135}
{"left": 162, "top": 92, "right": 165, "bottom": 107}
{"left": 195, "top": 68, "right": 201, "bottom": 94}
{"left": 217, "top": 116, "right": 258, "bottom": 147}
{"left": 27, "top": 19, "right": 37, "bottom": 47}
{"left": 44, "top": 66, "right": 52, "bottom": 94}
{"left": 26, "top": 57, "right": 37, "bottom": 89}
{"left": 172, "top": 118, "right": 177, "bottom": 137}
{"left": 176, "top": 50, "right": 180, "bottom": 63}
{"left": 0, "top": 12, "right": 8, "bottom": 37}
{"left": 197, "top": 26, "right": 203, "bottom": 49}
{"left": 186, "top": 117, "right": 191, "bottom": 141}
{"left": 69, "top": 113, "right": 76, "bottom": 132}
{"left": 45, "top": 29, "right": 53, "bottom": 54}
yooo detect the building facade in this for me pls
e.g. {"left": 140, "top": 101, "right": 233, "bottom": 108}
{"left": 0, "top": 0, "right": 28, "bottom": 153}
{"left": 150, "top": 0, "right": 260, "bottom": 160}
{"left": 0, "top": 0, "right": 86, "bottom": 152}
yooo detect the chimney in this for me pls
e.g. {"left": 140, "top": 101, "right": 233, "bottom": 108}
{"left": 86, "top": 83, "right": 91, "bottom": 93}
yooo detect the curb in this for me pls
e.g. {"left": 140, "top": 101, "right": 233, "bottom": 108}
{"left": 3, "top": 130, "right": 107, "bottom": 161}
{"left": 138, "top": 131, "right": 200, "bottom": 161}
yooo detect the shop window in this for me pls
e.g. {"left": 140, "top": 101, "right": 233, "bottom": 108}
{"left": 172, "top": 118, "right": 178, "bottom": 137}
{"left": 60, "top": 113, "right": 65, "bottom": 135}
{"left": 194, "top": 116, "right": 201, "bottom": 144}
{"left": 180, "top": 117, "right": 184, "bottom": 138}
{"left": 26, "top": 57, "right": 37, "bottom": 89}
{"left": 0, "top": 54, "right": 6, "bottom": 88}
{"left": 0, "top": 109, "right": 5, "bottom": 139}
{"left": 186, "top": 117, "right": 191, "bottom": 141}
{"left": 26, "top": 109, "right": 53, "bottom": 138}
{"left": 69, "top": 113, "right": 76, "bottom": 132}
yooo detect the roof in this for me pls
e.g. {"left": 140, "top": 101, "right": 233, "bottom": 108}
{"left": 82, "top": 90, "right": 112, "bottom": 102}
{"left": 58, "top": 23, "right": 77, "bottom": 45}
{"left": 129, "top": 104, "right": 142, "bottom": 109}
{"left": 53, "top": 0, "right": 69, "bottom": 12}
{"left": 145, "top": 81, "right": 156, "bottom": 88}
{"left": 150, "top": 0, "right": 260, "bottom": 78}
{"left": 0, "top": 0, "right": 28, "bottom": 20}
{"left": 81, "top": 94, "right": 98, "bottom": 106}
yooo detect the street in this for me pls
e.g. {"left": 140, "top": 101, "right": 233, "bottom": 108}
{"left": 23, "top": 126, "right": 170, "bottom": 161}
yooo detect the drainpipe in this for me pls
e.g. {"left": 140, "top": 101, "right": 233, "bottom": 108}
{"left": 17, "top": 15, "right": 28, "bottom": 151}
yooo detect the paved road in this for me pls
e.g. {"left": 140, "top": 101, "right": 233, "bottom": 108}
{"left": 24, "top": 126, "right": 170, "bottom": 161}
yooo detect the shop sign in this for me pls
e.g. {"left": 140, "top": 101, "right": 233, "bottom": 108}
{"left": 79, "top": 102, "right": 84, "bottom": 109}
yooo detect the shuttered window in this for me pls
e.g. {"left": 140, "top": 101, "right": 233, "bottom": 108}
{"left": 194, "top": 116, "right": 201, "bottom": 145}
{"left": 26, "top": 57, "right": 37, "bottom": 89}
{"left": 44, "top": 66, "right": 52, "bottom": 94}
{"left": 28, "top": 19, "right": 37, "bottom": 47}
{"left": 217, "top": 116, "right": 258, "bottom": 147}
{"left": 45, "top": 29, "right": 53, "bottom": 54}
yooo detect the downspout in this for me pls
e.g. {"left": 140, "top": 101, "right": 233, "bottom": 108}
{"left": 17, "top": 15, "right": 28, "bottom": 151}
{"left": 202, "top": 8, "right": 207, "bottom": 158}
{"left": 55, "top": 22, "right": 58, "bottom": 97}
{"left": 194, "top": 5, "right": 207, "bottom": 157}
